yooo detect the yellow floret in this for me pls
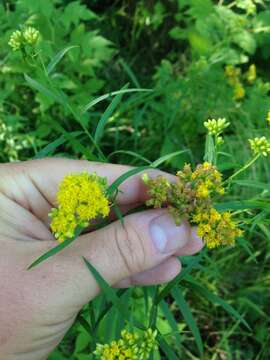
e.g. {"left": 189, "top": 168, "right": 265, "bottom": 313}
{"left": 49, "top": 172, "right": 109, "bottom": 242}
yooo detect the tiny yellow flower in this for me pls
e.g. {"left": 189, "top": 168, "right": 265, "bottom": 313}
{"left": 246, "top": 64, "right": 256, "bottom": 83}
{"left": 8, "top": 30, "right": 23, "bottom": 51}
{"left": 234, "top": 82, "right": 245, "bottom": 100}
{"left": 50, "top": 172, "right": 109, "bottom": 242}
{"left": 94, "top": 328, "right": 157, "bottom": 360}
{"left": 249, "top": 136, "right": 270, "bottom": 157}
{"left": 204, "top": 118, "right": 230, "bottom": 136}
{"left": 266, "top": 111, "right": 270, "bottom": 125}
{"left": 23, "top": 26, "right": 40, "bottom": 46}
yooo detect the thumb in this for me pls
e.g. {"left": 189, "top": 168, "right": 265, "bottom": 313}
{"left": 67, "top": 209, "right": 192, "bottom": 304}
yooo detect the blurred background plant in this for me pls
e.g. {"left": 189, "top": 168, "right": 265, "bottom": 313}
{"left": 1, "top": 0, "right": 270, "bottom": 359}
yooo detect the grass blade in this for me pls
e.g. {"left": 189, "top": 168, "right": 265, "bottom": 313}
{"left": 107, "top": 166, "right": 153, "bottom": 196}
{"left": 33, "top": 131, "right": 82, "bottom": 159}
{"left": 82, "top": 257, "right": 129, "bottom": 321}
{"left": 94, "top": 84, "right": 129, "bottom": 143}
{"left": 160, "top": 300, "right": 182, "bottom": 347}
{"left": 108, "top": 150, "right": 151, "bottom": 164}
{"left": 46, "top": 45, "right": 79, "bottom": 75}
{"left": 28, "top": 227, "right": 82, "bottom": 269}
{"left": 185, "top": 278, "right": 251, "bottom": 330}
{"left": 172, "top": 287, "right": 203, "bottom": 356}
{"left": 24, "top": 74, "right": 64, "bottom": 104}
{"left": 151, "top": 150, "right": 189, "bottom": 168}
{"left": 82, "top": 88, "right": 152, "bottom": 113}
{"left": 157, "top": 333, "right": 179, "bottom": 360}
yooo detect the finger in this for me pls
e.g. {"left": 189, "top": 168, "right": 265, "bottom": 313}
{"left": 53, "top": 209, "right": 200, "bottom": 306}
{"left": 175, "top": 227, "right": 204, "bottom": 256}
{"left": 114, "top": 257, "right": 181, "bottom": 288}
{"left": 2, "top": 158, "right": 176, "bottom": 225}
{"left": 9, "top": 158, "right": 176, "bottom": 206}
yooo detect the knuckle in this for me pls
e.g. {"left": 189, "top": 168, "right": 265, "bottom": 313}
{"left": 113, "top": 220, "right": 147, "bottom": 276}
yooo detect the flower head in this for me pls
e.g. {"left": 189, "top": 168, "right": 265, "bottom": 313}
{"left": 50, "top": 172, "right": 109, "bottom": 242}
{"left": 94, "top": 328, "right": 157, "bottom": 359}
{"left": 246, "top": 64, "right": 256, "bottom": 83}
{"left": 266, "top": 111, "right": 270, "bottom": 125}
{"left": 233, "top": 82, "right": 245, "bottom": 100}
{"left": 23, "top": 27, "right": 40, "bottom": 46}
{"left": 8, "top": 30, "right": 23, "bottom": 51}
{"left": 204, "top": 118, "right": 230, "bottom": 136}
{"left": 249, "top": 136, "right": 270, "bottom": 157}
{"left": 195, "top": 208, "right": 242, "bottom": 248}
{"left": 8, "top": 27, "right": 40, "bottom": 52}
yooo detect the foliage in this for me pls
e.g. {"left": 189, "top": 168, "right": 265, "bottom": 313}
{"left": 1, "top": 0, "right": 270, "bottom": 359}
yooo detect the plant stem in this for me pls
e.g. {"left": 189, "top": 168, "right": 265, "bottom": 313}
{"left": 224, "top": 155, "right": 260, "bottom": 184}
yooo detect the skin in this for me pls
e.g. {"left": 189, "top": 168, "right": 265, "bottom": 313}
{"left": 0, "top": 158, "right": 203, "bottom": 360}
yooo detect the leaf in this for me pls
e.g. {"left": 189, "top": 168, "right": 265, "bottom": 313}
{"left": 108, "top": 150, "right": 151, "bottom": 164}
{"left": 160, "top": 300, "right": 182, "bottom": 347}
{"left": 155, "top": 255, "right": 202, "bottom": 304}
{"left": 204, "top": 133, "right": 215, "bottom": 164}
{"left": 24, "top": 74, "right": 64, "bottom": 105}
{"left": 94, "top": 84, "right": 129, "bottom": 143}
{"left": 157, "top": 333, "right": 179, "bottom": 360}
{"left": 82, "top": 88, "right": 152, "bottom": 113}
{"left": 82, "top": 257, "right": 129, "bottom": 321}
{"left": 172, "top": 287, "right": 203, "bottom": 356}
{"left": 33, "top": 131, "right": 82, "bottom": 159}
{"left": 216, "top": 200, "right": 270, "bottom": 211}
{"left": 46, "top": 46, "right": 79, "bottom": 75}
{"left": 151, "top": 150, "right": 189, "bottom": 168}
{"left": 185, "top": 278, "right": 251, "bottom": 330}
{"left": 232, "top": 180, "right": 270, "bottom": 191}
{"left": 119, "top": 59, "right": 141, "bottom": 88}
{"left": 28, "top": 227, "right": 82, "bottom": 269}
{"left": 107, "top": 166, "right": 153, "bottom": 196}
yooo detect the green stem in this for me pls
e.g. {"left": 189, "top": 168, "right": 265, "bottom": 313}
{"left": 224, "top": 155, "right": 260, "bottom": 184}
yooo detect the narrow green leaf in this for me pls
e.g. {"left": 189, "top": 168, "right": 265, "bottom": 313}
{"left": 185, "top": 278, "right": 251, "bottom": 330}
{"left": 107, "top": 166, "right": 153, "bottom": 196}
{"left": 157, "top": 334, "right": 179, "bottom": 360}
{"left": 46, "top": 45, "right": 79, "bottom": 75}
{"left": 204, "top": 134, "right": 215, "bottom": 164}
{"left": 232, "top": 180, "right": 270, "bottom": 191}
{"left": 82, "top": 88, "right": 152, "bottom": 113}
{"left": 160, "top": 300, "right": 181, "bottom": 347}
{"left": 119, "top": 59, "right": 141, "bottom": 88}
{"left": 24, "top": 74, "right": 64, "bottom": 104}
{"left": 83, "top": 257, "right": 129, "bottom": 320}
{"left": 155, "top": 255, "right": 202, "bottom": 304}
{"left": 28, "top": 227, "right": 82, "bottom": 269}
{"left": 94, "top": 84, "right": 129, "bottom": 143}
{"left": 216, "top": 200, "right": 270, "bottom": 211}
{"left": 151, "top": 150, "right": 189, "bottom": 168}
{"left": 108, "top": 150, "right": 151, "bottom": 164}
{"left": 172, "top": 287, "right": 203, "bottom": 356}
{"left": 33, "top": 131, "right": 82, "bottom": 159}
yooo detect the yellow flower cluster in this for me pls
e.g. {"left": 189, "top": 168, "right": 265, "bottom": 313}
{"left": 204, "top": 118, "right": 230, "bottom": 136}
{"left": 246, "top": 64, "right": 256, "bottom": 83}
{"left": 194, "top": 208, "right": 242, "bottom": 249}
{"left": 50, "top": 172, "right": 109, "bottom": 242}
{"left": 225, "top": 65, "right": 245, "bottom": 100}
{"left": 267, "top": 111, "right": 270, "bottom": 125}
{"left": 249, "top": 136, "right": 270, "bottom": 157}
{"left": 225, "top": 64, "right": 257, "bottom": 100}
{"left": 8, "top": 27, "right": 40, "bottom": 51}
{"left": 94, "top": 329, "right": 157, "bottom": 360}
{"left": 143, "top": 162, "right": 242, "bottom": 248}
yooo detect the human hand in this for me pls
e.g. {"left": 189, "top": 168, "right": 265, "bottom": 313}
{"left": 0, "top": 158, "right": 203, "bottom": 360}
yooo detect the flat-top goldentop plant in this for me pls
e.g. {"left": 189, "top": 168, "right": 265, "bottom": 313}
{"left": 49, "top": 172, "right": 109, "bottom": 242}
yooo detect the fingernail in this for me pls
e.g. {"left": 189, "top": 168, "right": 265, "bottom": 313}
{"left": 150, "top": 214, "right": 190, "bottom": 253}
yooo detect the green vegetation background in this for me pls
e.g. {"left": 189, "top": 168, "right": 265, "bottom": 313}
{"left": 0, "top": 0, "right": 270, "bottom": 359}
